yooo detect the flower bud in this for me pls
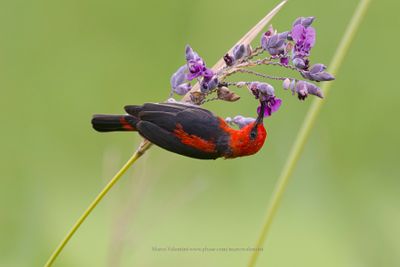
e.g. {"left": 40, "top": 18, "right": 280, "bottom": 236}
{"left": 233, "top": 44, "right": 246, "bottom": 60}
{"left": 310, "top": 63, "right": 327, "bottom": 74}
{"left": 268, "top": 34, "right": 280, "bottom": 48}
{"left": 292, "top": 17, "right": 302, "bottom": 27}
{"left": 235, "top": 81, "right": 247, "bottom": 88}
{"left": 258, "top": 83, "right": 275, "bottom": 96}
{"left": 261, "top": 29, "right": 287, "bottom": 56}
{"left": 201, "top": 77, "right": 219, "bottom": 92}
{"left": 302, "top": 17, "right": 315, "bottom": 27}
{"left": 171, "top": 65, "right": 192, "bottom": 95}
{"left": 315, "top": 72, "right": 335, "bottom": 82}
{"left": 202, "top": 69, "right": 214, "bottom": 82}
{"left": 279, "top": 31, "right": 289, "bottom": 40}
{"left": 223, "top": 54, "right": 234, "bottom": 66}
{"left": 185, "top": 45, "right": 201, "bottom": 61}
{"left": 217, "top": 87, "right": 240, "bottom": 102}
{"left": 250, "top": 82, "right": 275, "bottom": 96}
{"left": 293, "top": 57, "right": 306, "bottom": 69}
{"left": 301, "top": 66, "right": 335, "bottom": 82}
{"left": 306, "top": 82, "right": 324, "bottom": 98}
{"left": 283, "top": 78, "right": 291, "bottom": 90}
{"left": 295, "top": 80, "right": 323, "bottom": 99}
{"left": 292, "top": 17, "right": 315, "bottom": 28}
{"left": 170, "top": 65, "right": 187, "bottom": 89}
{"left": 295, "top": 81, "right": 308, "bottom": 100}
{"left": 290, "top": 79, "right": 296, "bottom": 94}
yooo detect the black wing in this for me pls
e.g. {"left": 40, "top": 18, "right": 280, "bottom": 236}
{"left": 125, "top": 103, "right": 191, "bottom": 117}
{"left": 133, "top": 103, "right": 224, "bottom": 140}
{"left": 125, "top": 103, "right": 229, "bottom": 159}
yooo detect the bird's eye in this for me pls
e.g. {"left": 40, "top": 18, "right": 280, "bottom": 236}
{"left": 250, "top": 131, "right": 257, "bottom": 140}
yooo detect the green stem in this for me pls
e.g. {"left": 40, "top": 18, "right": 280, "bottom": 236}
{"left": 247, "top": 0, "right": 371, "bottom": 266}
{"left": 45, "top": 144, "right": 148, "bottom": 267}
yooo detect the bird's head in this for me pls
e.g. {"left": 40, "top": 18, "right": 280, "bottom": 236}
{"left": 226, "top": 102, "right": 267, "bottom": 158}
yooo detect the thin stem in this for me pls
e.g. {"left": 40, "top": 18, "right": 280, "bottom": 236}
{"left": 237, "top": 58, "right": 300, "bottom": 73}
{"left": 45, "top": 141, "right": 152, "bottom": 267}
{"left": 220, "top": 57, "right": 299, "bottom": 83}
{"left": 264, "top": 61, "right": 299, "bottom": 71}
{"left": 246, "top": 0, "right": 371, "bottom": 267}
{"left": 236, "top": 68, "right": 296, "bottom": 81}
{"left": 246, "top": 46, "right": 265, "bottom": 61}
{"left": 216, "top": 46, "right": 265, "bottom": 76}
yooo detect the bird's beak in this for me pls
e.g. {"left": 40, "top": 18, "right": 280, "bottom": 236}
{"left": 256, "top": 101, "right": 265, "bottom": 125}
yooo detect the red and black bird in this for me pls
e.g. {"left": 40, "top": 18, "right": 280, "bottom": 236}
{"left": 92, "top": 102, "right": 267, "bottom": 159}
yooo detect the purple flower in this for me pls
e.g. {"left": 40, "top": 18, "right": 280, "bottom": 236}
{"left": 292, "top": 16, "right": 315, "bottom": 28}
{"left": 170, "top": 65, "right": 191, "bottom": 95}
{"left": 294, "top": 80, "right": 323, "bottom": 100}
{"left": 295, "top": 81, "right": 308, "bottom": 100}
{"left": 249, "top": 82, "right": 274, "bottom": 97}
{"left": 223, "top": 44, "right": 251, "bottom": 67}
{"left": 291, "top": 25, "right": 316, "bottom": 53}
{"left": 185, "top": 45, "right": 207, "bottom": 81}
{"left": 309, "top": 63, "right": 326, "bottom": 73}
{"left": 223, "top": 54, "right": 235, "bottom": 66}
{"left": 187, "top": 58, "right": 206, "bottom": 80}
{"left": 185, "top": 45, "right": 217, "bottom": 89}
{"left": 247, "top": 81, "right": 281, "bottom": 117}
{"left": 232, "top": 44, "right": 246, "bottom": 60}
{"left": 185, "top": 45, "right": 199, "bottom": 61}
{"left": 202, "top": 69, "right": 214, "bottom": 82}
{"left": 261, "top": 27, "right": 288, "bottom": 56}
{"left": 292, "top": 24, "right": 316, "bottom": 56}
{"left": 200, "top": 69, "right": 219, "bottom": 92}
{"left": 301, "top": 63, "right": 335, "bottom": 82}
{"left": 292, "top": 57, "right": 307, "bottom": 69}
{"left": 291, "top": 18, "right": 316, "bottom": 70}
{"left": 201, "top": 77, "right": 218, "bottom": 92}
{"left": 257, "top": 96, "right": 282, "bottom": 117}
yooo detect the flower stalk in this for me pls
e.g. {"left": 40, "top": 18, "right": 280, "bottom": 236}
{"left": 45, "top": 141, "right": 151, "bottom": 267}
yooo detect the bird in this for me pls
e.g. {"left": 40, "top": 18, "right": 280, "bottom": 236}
{"left": 91, "top": 102, "right": 267, "bottom": 160}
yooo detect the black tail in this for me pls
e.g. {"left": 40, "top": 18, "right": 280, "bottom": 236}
{"left": 92, "top": 114, "right": 138, "bottom": 132}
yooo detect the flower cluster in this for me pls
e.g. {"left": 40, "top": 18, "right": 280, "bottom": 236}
{"left": 290, "top": 17, "right": 316, "bottom": 69}
{"left": 169, "top": 16, "right": 335, "bottom": 129}
{"left": 170, "top": 45, "right": 219, "bottom": 96}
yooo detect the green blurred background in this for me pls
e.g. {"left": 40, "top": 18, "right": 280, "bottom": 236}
{"left": 1, "top": 0, "right": 399, "bottom": 266}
